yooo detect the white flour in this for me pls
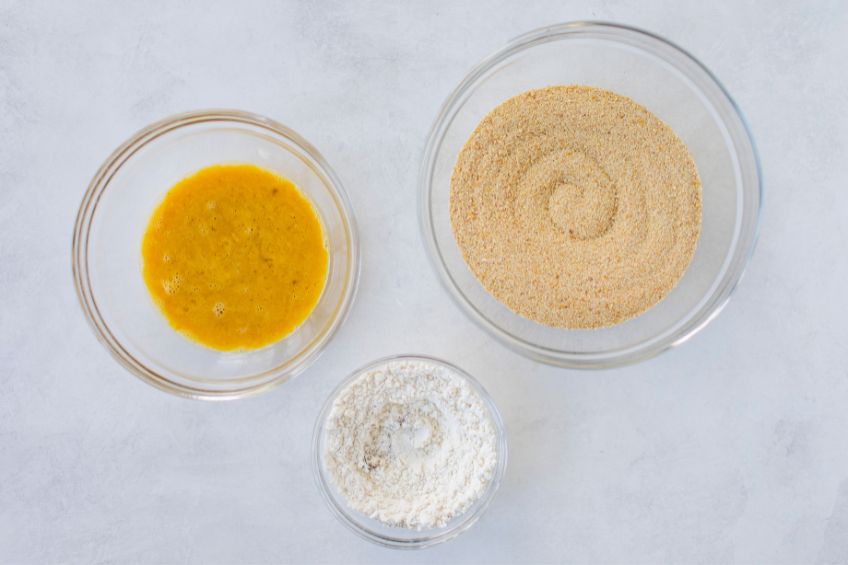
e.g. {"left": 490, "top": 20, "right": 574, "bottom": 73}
{"left": 323, "top": 358, "right": 499, "bottom": 530}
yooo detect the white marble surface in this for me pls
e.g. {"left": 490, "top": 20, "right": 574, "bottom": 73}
{"left": 1, "top": 0, "right": 847, "bottom": 563}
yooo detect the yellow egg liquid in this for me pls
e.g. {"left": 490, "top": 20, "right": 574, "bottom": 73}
{"left": 141, "top": 164, "right": 328, "bottom": 351}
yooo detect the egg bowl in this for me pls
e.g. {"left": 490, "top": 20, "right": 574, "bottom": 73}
{"left": 73, "top": 110, "right": 359, "bottom": 399}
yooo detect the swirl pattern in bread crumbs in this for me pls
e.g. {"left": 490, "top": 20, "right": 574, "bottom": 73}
{"left": 450, "top": 85, "right": 702, "bottom": 329}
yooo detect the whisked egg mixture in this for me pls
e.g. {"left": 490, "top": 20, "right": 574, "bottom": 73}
{"left": 141, "top": 164, "right": 328, "bottom": 351}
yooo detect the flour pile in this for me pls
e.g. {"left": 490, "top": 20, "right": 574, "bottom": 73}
{"left": 323, "top": 359, "right": 499, "bottom": 530}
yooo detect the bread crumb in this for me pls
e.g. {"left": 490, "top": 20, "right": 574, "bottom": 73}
{"left": 449, "top": 86, "right": 702, "bottom": 329}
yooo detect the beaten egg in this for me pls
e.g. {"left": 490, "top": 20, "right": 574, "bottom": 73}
{"left": 141, "top": 164, "right": 328, "bottom": 351}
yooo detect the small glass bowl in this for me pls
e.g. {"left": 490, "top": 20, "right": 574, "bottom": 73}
{"left": 72, "top": 110, "right": 359, "bottom": 399}
{"left": 312, "top": 354, "right": 508, "bottom": 549}
{"left": 419, "top": 22, "right": 762, "bottom": 368}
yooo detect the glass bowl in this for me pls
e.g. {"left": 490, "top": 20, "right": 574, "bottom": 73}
{"left": 419, "top": 22, "right": 762, "bottom": 368}
{"left": 72, "top": 110, "right": 359, "bottom": 399}
{"left": 312, "top": 354, "right": 508, "bottom": 549}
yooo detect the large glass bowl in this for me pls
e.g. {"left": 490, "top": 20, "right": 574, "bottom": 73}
{"left": 420, "top": 22, "right": 762, "bottom": 368}
{"left": 73, "top": 110, "right": 359, "bottom": 399}
{"left": 312, "top": 354, "right": 508, "bottom": 549}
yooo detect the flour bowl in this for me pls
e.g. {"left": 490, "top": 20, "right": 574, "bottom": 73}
{"left": 312, "top": 354, "right": 508, "bottom": 549}
{"left": 73, "top": 110, "right": 359, "bottom": 399}
{"left": 419, "top": 22, "right": 762, "bottom": 368}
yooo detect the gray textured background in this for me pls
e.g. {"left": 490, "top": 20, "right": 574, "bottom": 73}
{"left": 1, "top": 1, "right": 847, "bottom": 563}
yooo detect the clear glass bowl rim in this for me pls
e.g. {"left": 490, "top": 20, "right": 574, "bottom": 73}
{"left": 418, "top": 21, "right": 763, "bottom": 369}
{"left": 311, "top": 353, "right": 509, "bottom": 549}
{"left": 72, "top": 109, "right": 360, "bottom": 400}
